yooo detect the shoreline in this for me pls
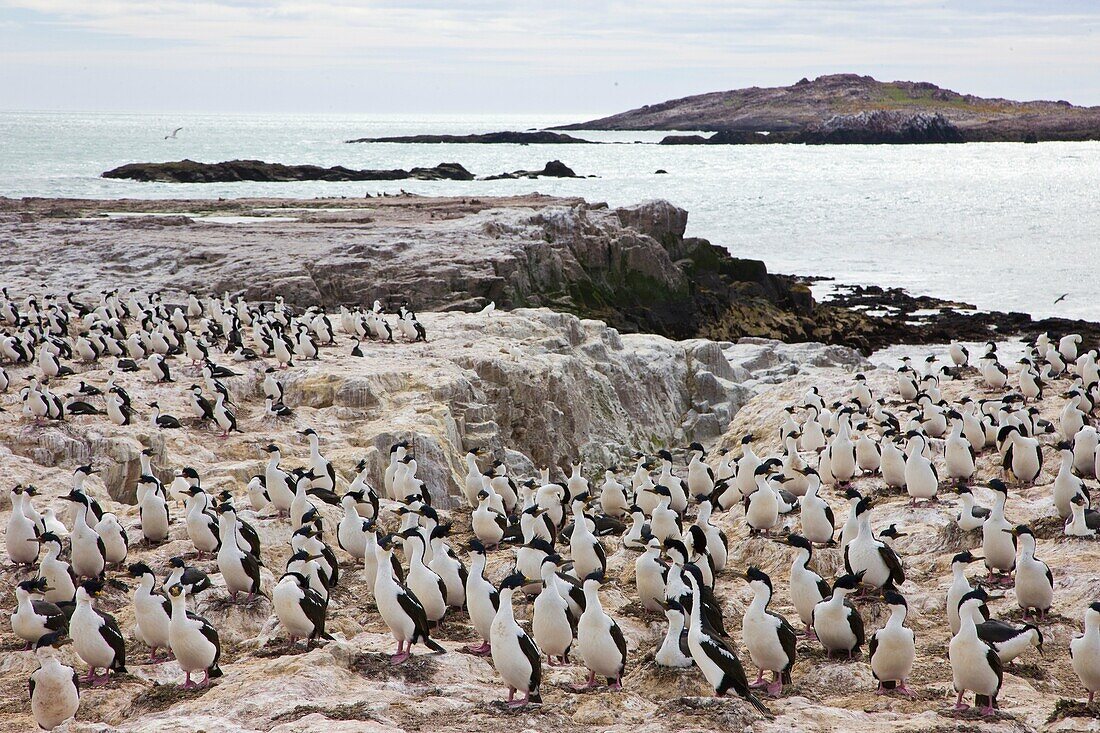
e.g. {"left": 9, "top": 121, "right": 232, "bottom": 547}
{"left": 3, "top": 193, "right": 1097, "bottom": 354}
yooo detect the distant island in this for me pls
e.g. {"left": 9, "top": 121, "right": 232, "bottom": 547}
{"left": 556, "top": 73, "right": 1100, "bottom": 143}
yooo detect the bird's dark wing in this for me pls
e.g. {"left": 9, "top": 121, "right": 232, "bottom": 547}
{"left": 183, "top": 567, "right": 212, "bottom": 594}
{"left": 843, "top": 600, "right": 865, "bottom": 648}
{"left": 397, "top": 586, "right": 431, "bottom": 639}
{"left": 976, "top": 619, "right": 1023, "bottom": 643}
{"left": 239, "top": 521, "right": 262, "bottom": 559}
{"left": 843, "top": 544, "right": 853, "bottom": 576}
{"left": 302, "top": 585, "right": 330, "bottom": 639}
{"left": 517, "top": 629, "right": 542, "bottom": 690}
{"left": 987, "top": 643, "right": 1004, "bottom": 694}
{"left": 97, "top": 611, "right": 127, "bottom": 669}
{"left": 867, "top": 632, "right": 880, "bottom": 677}
{"left": 609, "top": 620, "right": 628, "bottom": 675}
{"left": 488, "top": 586, "right": 500, "bottom": 613}
{"left": 878, "top": 543, "right": 905, "bottom": 585}
{"left": 771, "top": 611, "right": 798, "bottom": 676}
{"left": 32, "top": 600, "right": 67, "bottom": 632}
{"left": 196, "top": 614, "right": 222, "bottom": 674}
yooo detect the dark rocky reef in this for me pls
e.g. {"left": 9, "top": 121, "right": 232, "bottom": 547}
{"left": 822, "top": 284, "right": 1100, "bottom": 350}
{"left": 102, "top": 159, "right": 476, "bottom": 183}
{"left": 562, "top": 73, "right": 1100, "bottom": 143}
{"left": 103, "top": 159, "right": 587, "bottom": 184}
{"left": 481, "top": 160, "right": 581, "bottom": 180}
{"left": 346, "top": 131, "right": 592, "bottom": 144}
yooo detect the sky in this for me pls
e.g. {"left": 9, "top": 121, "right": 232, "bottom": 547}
{"left": 2, "top": 0, "right": 1099, "bottom": 115}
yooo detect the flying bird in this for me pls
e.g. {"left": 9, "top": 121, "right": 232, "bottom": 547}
{"left": 164, "top": 127, "right": 183, "bottom": 140}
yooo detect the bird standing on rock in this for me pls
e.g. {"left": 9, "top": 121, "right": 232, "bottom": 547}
{"left": 28, "top": 632, "right": 80, "bottom": 731}
{"left": 491, "top": 571, "right": 543, "bottom": 707}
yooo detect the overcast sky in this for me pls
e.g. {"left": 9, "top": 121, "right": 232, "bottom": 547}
{"left": 2, "top": 0, "right": 1099, "bottom": 114}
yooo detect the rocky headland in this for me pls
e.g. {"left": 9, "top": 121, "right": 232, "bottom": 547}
{"left": 558, "top": 74, "right": 1100, "bottom": 143}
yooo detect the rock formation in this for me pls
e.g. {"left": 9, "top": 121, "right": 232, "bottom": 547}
{"left": 102, "top": 160, "right": 477, "bottom": 183}
{"left": 480, "top": 160, "right": 581, "bottom": 179}
{"left": 346, "top": 131, "right": 592, "bottom": 144}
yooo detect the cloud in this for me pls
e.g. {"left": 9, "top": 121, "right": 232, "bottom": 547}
{"left": 2, "top": 0, "right": 1098, "bottom": 111}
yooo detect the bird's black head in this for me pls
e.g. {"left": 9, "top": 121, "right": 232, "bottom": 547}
{"left": 663, "top": 538, "right": 688, "bottom": 561}
{"left": 786, "top": 533, "right": 813, "bottom": 552}
{"left": 882, "top": 590, "right": 908, "bottom": 608}
{"left": 844, "top": 487, "right": 862, "bottom": 501}
{"left": 181, "top": 467, "right": 200, "bottom": 480}
{"left": 741, "top": 434, "right": 754, "bottom": 445}
{"left": 583, "top": 570, "right": 605, "bottom": 585}
{"left": 499, "top": 571, "right": 529, "bottom": 591}
{"left": 951, "top": 550, "right": 980, "bottom": 565}
{"left": 128, "top": 562, "right": 154, "bottom": 578}
{"left": 959, "top": 588, "right": 988, "bottom": 609}
{"left": 168, "top": 556, "right": 186, "bottom": 568}
{"left": 656, "top": 449, "right": 673, "bottom": 462}
{"left": 745, "top": 566, "right": 772, "bottom": 592}
{"left": 80, "top": 578, "right": 105, "bottom": 597}
{"left": 18, "top": 578, "right": 49, "bottom": 593}
{"left": 833, "top": 572, "right": 865, "bottom": 592}
{"left": 988, "top": 478, "right": 1008, "bottom": 494}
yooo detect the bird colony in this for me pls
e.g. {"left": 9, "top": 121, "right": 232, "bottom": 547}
{"left": 3, "top": 287, "right": 1100, "bottom": 731}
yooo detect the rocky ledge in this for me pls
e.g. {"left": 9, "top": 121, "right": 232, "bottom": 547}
{"left": 5, "top": 194, "right": 1097, "bottom": 355}
{"left": 0, "top": 194, "right": 863, "bottom": 349}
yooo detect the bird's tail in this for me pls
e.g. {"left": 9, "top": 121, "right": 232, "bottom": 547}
{"left": 423, "top": 636, "right": 446, "bottom": 653}
{"left": 881, "top": 680, "right": 898, "bottom": 690}
{"left": 744, "top": 691, "right": 772, "bottom": 717}
{"left": 210, "top": 664, "right": 224, "bottom": 679}
{"left": 528, "top": 689, "right": 542, "bottom": 704}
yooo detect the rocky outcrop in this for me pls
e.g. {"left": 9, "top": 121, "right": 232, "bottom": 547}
{"left": 480, "top": 160, "right": 581, "bottom": 180}
{"left": 0, "top": 308, "right": 761, "bottom": 506}
{"left": 4, "top": 194, "right": 1095, "bottom": 355}
{"left": 102, "top": 160, "right": 476, "bottom": 183}
{"left": 659, "top": 113, "right": 964, "bottom": 145}
{"left": 346, "top": 131, "right": 593, "bottom": 144}
{"left": 803, "top": 111, "right": 964, "bottom": 144}
{"left": 1, "top": 195, "right": 856, "bottom": 348}
{"left": 560, "top": 73, "right": 1100, "bottom": 143}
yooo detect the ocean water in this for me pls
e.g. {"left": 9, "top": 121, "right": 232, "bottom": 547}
{"left": 2, "top": 111, "right": 1098, "bottom": 322}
